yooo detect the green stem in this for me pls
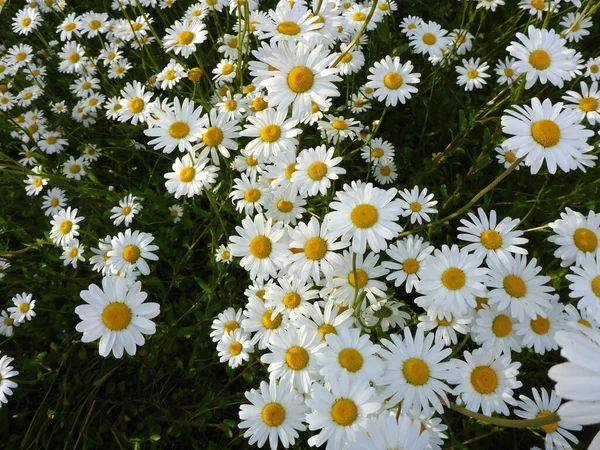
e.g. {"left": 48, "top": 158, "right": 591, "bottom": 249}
{"left": 331, "top": 0, "right": 378, "bottom": 67}
{"left": 449, "top": 401, "right": 560, "bottom": 429}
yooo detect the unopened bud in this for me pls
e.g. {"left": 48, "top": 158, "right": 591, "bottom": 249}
{"left": 188, "top": 67, "right": 203, "bottom": 82}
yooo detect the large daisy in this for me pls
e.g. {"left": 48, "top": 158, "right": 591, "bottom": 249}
{"left": 548, "top": 208, "right": 600, "bottom": 267}
{"left": 365, "top": 55, "right": 420, "bottom": 107}
{"left": 239, "top": 108, "right": 301, "bottom": 159}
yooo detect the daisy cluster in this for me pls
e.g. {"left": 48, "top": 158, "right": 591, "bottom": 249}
{"left": 0, "top": 0, "right": 599, "bottom": 447}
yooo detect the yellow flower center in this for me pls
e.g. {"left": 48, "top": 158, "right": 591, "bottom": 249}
{"left": 59, "top": 220, "right": 72, "bottom": 234}
{"left": 16, "top": 52, "right": 27, "bottom": 61}
{"left": 121, "top": 206, "right": 132, "bottom": 216}
{"left": 69, "top": 52, "right": 80, "bottom": 63}
{"left": 492, "top": 314, "right": 512, "bottom": 337}
{"left": 409, "top": 202, "right": 422, "bottom": 212}
{"left": 348, "top": 269, "right": 368, "bottom": 289}
{"left": 69, "top": 248, "right": 79, "bottom": 258}
{"left": 202, "top": 127, "right": 224, "bottom": 147}
{"left": 379, "top": 3, "right": 389, "bottom": 10}
{"left": 50, "top": 198, "right": 59, "bottom": 207}
{"left": 179, "top": 166, "right": 195, "bottom": 182}
{"left": 89, "top": 20, "right": 101, "bottom": 30}
{"left": 245, "top": 155, "right": 258, "bottom": 166}
{"left": 504, "top": 151, "right": 516, "bottom": 163}
{"left": 277, "top": 200, "right": 293, "bottom": 213}
{"left": 165, "top": 69, "right": 177, "bottom": 81}
{"left": 227, "top": 37, "right": 238, "bottom": 48}
{"left": 260, "top": 124, "right": 281, "bottom": 143}
{"left": 221, "top": 63, "right": 235, "bottom": 75}
{"left": 261, "top": 310, "right": 282, "bottom": 329}
{"left": 591, "top": 276, "right": 600, "bottom": 298}
{"left": 307, "top": 161, "right": 328, "bottom": 180}
{"left": 129, "top": 97, "right": 144, "bottom": 114}
{"left": 178, "top": 31, "right": 194, "bottom": 45}
{"left": 402, "top": 258, "right": 420, "bottom": 274}
{"left": 437, "top": 315, "right": 452, "bottom": 326}
{"left": 441, "top": 268, "right": 466, "bottom": 290}
{"left": 249, "top": 236, "right": 272, "bottom": 259}
{"left": 573, "top": 228, "right": 598, "bottom": 252}
{"left": 69, "top": 164, "right": 82, "bottom": 175}
{"left": 4, "top": 317, "right": 14, "bottom": 326}
{"left": 422, "top": 32, "right": 436, "bottom": 45}
{"left": 341, "top": 52, "right": 353, "bottom": 63}
{"left": 261, "top": 402, "right": 286, "bottom": 427}
{"left": 311, "top": 101, "right": 320, "bottom": 113}
{"left": 19, "top": 303, "right": 30, "bottom": 313}
{"left": 530, "top": 315, "right": 550, "bottom": 335}
{"left": 332, "top": 120, "right": 348, "bottom": 131}
{"left": 33, "top": 178, "right": 43, "bottom": 188}
{"left": 480, "top": 230, "right": 503, "bottom": 250}
{"left": 467, "top": 68, "right": 479, "bottom": 79}
{"left": 23, "top": 92, "right": 34, "bottom": 100}
{"left": 244, "top": 188, "right": 261, "bottom": 203}
{"left": 285, "top": 163, "right": 297, "bottom": 180}
{"left": 350, "top": 204, "right": 378, "bottom": 228}
{"left": 256, "top": 289, "right": 266, "bottom": 301}
{"left": 169, "top": 121, "right": 190, "bottom": 139}
{"left": 371, "top": 148, "right": 384, "bottom": 158}
{"left": 379, "top": 166, "right": 391, "bottom": 176}
{"left": 229, "top": 341, "right": 243, "bottom": 356}
{"left": 471, "top": 366, "right": 498, "bottom": 394}
{"left": 304, "top": 237, "right": 327, "bottom": 260}
{"left": 531, "top": 0, "right": 545, "bottom": 10}
{"left": 503, "top": 275, "right": 527, "bottom": 298}
{"left": 283, "top": 292, "right": 301, "bottom": 309}
{"left": 22, "top": 17, "right": 33, "bottom": 27}
{"left": 591, "top": 65, "right": 599, "bottom": 74}
{"left": 285, "top": 346, "right": 309, "bottom": 370}
{"left": 353, "top": 12, "right": 366, "bottom": 21}
{"left": 536, "top": 410, "right": 559, "bottom": 434}
{"left": 65, "top": 23, "right": 76, "bottom": 31}
{"left": 88, "top": 98, "right": 98, "bottom": 107}
{"left": 384, "top": 72, "right": 403, "bottom": 90}
{"left": 287, "top": 67, "right": 314, "bottom": 93}
{"left": 580, "top": 97, "right": 599, "bottom": 112}
{"left": 250, "top": 97, "right": 268, "bottom": 112}
{"left": 102, "top": 302, "right": 133, "bottom": 331}
{"left": 224, "top": 99, "right": 237, "bottom": 112}
{"left": 403, "top": 358, "right": 430, "bottom": 385}
{"left": 529, "top": 49, "right": 551, "bottom": 70}
{"left": 531, "top": 119, "right": 561, "bottom": 148}
{"left": 578, "top": 318, "right": 592, "bottom": 328}
{"left": 331, "top": 398, "right": 358, "bottom": 426}
{"left": 338, "top": 348, "right": 364, "bottom": 372}
{"left": 122, "top": 244, "right": 141, "bottom": 263}
{"left": 317, "top": 323, "right": 336, "bottom": 340}
{"left": 224, "top": 320, "right": 239, "bottom": 334}
{"left": 504, "top": 68, "right": 514, "bottom": 77}
{"left": 277, "top": 21, "right": 301, "bottom": 35}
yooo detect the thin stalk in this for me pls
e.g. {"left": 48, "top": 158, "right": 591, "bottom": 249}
{"left": 448, "top": 401, "right": 560, "bottom": 429}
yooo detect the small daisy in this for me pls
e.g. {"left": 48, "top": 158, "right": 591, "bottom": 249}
{"left": 62, "top": 156, "right": 87, "bottom": 180}
{"left": 295, "top": 300, "right": 355, "bottom": 343}
{"left": 157, "top": 59, "right": 186, "bottom": 90}
{"left": 495, "top": 57, "right": 519, "bottom": 85}
{"left": 230, "top": 174, "right": 270, "bottom": 215}
{"left": 217, "top": 329, "right": 253, "bottom": 369}
{"left": 361, "top": 137, "right": 395, "bottom": 165}
{"left": 210, "top": 307, "right": 244, "bottom": 342}
{"left": 409, "top": 21, "right": 450, "bottom": 58}
{"left": 241, "top": 297, "right": 287, "bottom": 350}
{"left": 336, "top": 45, "right": 365, "bottom": 76}
{"left": 417, "top": 312, "right": 472, "bottom": 346}
{"left": 379, "top": 327, "right": 453, "bottom": 414}
{"left": 362, "top": 300, "right": 410, "bottom": 332}
{"left": 216, "top": 92, "right": 248, "bottom": 122}
{"left": 198, "top": 109, "right": 241, "bottom": 164}
{"left": 89, "top": 236, "right": 113, "bottom": 276}
{"left": 239, "top": 380, "right": 308, "bottom": 450}
{"left": 215, "top": 244, "right": 233, "bottom": 264}
{"left": 0, "top": 259, "right": 10, "bottom": 279}
{"left": 566, "top": 253, "right": 600, "bottom": 312}
{"left": 471, "top": 304, "right": 522, "bottom": 355}
{"left": 476, "top": 0, "right": 506, "bottom": 11}
{"left": 399, "top": 15, "right": 422, "bottom": 35}
{"left": 384, "top": 235, "right": 434, "bottom": 293}
{"left": 108, "top": 229, "right": 159, "bottom": 276}
{"left": 265, "top": 186, "right": 307, "bottom": 226}
{"left": 169, "top": 204, "right": 183, "bottom": 223}
{"left": 240, "top": 108, "right": 301, "bottom": 160}
{"left": 519, "top": 0, "right": 558, "bottom": 20}
{"left": 318, "top": 114, "right": 361, "bottom": 143}
{"left": 560, "top": 12, "right": 592, "bottom": 43}
{"left": 495, "top": 143, "right": 524, "bottom": 170}
{"left": 42, "top": 187, "right": 67, "bottom": 217}
{"left": 50, "top": 207, "right": 84, "bottom": 246}
{"left": 449, "top": 348, "right": 522, "bottom": 416}
{"left": 75, "top": 277, "right": 160, "bottom": 358}
{"left": 264, "top": 276, "right": 318, "bottom": 320}
{"left": 562, "top": 81, "right": 600, "bottom": 126}
{"left": 365, "top": 56, "right": 420, "bottom": 107}
{"left": 515, "top": 294, "right": 566, "bottom": 355}
{"left": 514, "top": 388, "right": 581, "bottom": 450}
{"left": 164, "top": 152, "right": 219, "bottom": 199}
{"left": 24, "top": 165, "right": 48, "bottom": 197}
{"left": 348, "top": 92, "right": 370, "bottom": 114}
{"left": 256, "top": 5, "right": 321, "bottom": 45}
{"left": 355, "top": 413, "right": 430, "bottom": 450}
{"left": 585, "top": 57, "right": 600, "bottom": 81}
{"left": 0, "top": 311, "right": 19, "bottom": 337}
{"left": 373, "top": 161, "right": 398, "bottom": 185}
{"left": 8, "top": 292, "right": 36, "bottom": 323}
{"left": 548, "top": 208, "right": 600, "bottom": 267}
{"left": 291, "top": 145, "right": 345, "bottom": 196}
{"left": 60, "top": 239, "right": 86, "bottom": 268}
{"left": 448, "top": 29, "right": 474, "bottom": 56}
{"left": 398, "top": 186, "right": 438, "bottom": 225}
{"left": 0, "top": 354, "right": 18, "bottom": 407}
{"left": 456, "top": 57, "right": 490, "bottom": 91}
{"left": 117, "top": 81, "right": 153, "bottom": 126}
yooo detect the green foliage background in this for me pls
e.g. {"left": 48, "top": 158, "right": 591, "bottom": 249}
{"left": 0, "top": 0, "right": 599, "bottom": 448}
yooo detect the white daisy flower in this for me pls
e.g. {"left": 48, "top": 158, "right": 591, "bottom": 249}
{"left": 217, "top": 329, "right": 254, "bottom": 369}
{"left": 261, "top": 325, "right": 323, "bottom": 394}
{"left": 548, "top": 208, "right": 600, "bottom": 267}
{"left": 8, "top": 292, "right": 36, "bottom": 323}
{"left": 24, "top": 165, "right": 48, "bottom": 197}
{"left": 62, "top": 156, "right": 87, "bottom": 180}
{"left": 41, "top": 187, "right": 67, "bottom": 217}
{"left": 486, "top": 253, "right": 554, "bottom": 321}
{"left": 50, "top": 206, "right": 84, "bottom": 246}
{"left": 60, "top": 239, "right": 86, "bottom": 268}
{"left": 0, "top": 311, "right": 19, "bottom": 337}
{"left": 348, "top": 92, "right": 370, "bottom": 114}
{"left": 519, "top": 0, "right": 559, "bottom": 20}
{"left": 476, "top": 0, "right": 505, "bottom": 11}
{"left": 398, "top": 186, "right": 438, "bottom": 225}
{"left": 215, "top": 244, "right": 232, "bottom": 264}
{"left": 355, "top": 412, "right": 430, "bottom": 450}
{"left": 585, "top": 57, "right": 600, "bottom": 81}
{"left": 336, "top": 44, "right": 365, "bottom": 76}
{"left": 0, "top": 354, "right": 18, "bottom": 407}
{"left": 383, "top": 235, "right": 434, "bottom": 293}
{"left": 216, "top": 92, "right": 248, "bottom": 122}
{"left": 494, "top": 143, "right": 524, "bottom": 170}
{"left": 507, "top": 25, "right": 577, "bottom": 90}
{"left": 241, "top": 296, "right": 287, "bottom": 350}
{"left": 198, "top": 108, "right": 241, "bottom": 164}
{"left": 230, "top": 174, "right": 270, "bottom": 215}
{"left": 291, "top": 145, "right": 345, "bottom": 196}
{"left": 409, "top": 20, "right": 450, "bottom": 58}
{"left": 471, "top": 304, "right": 522, "bottom": 356}
{"left": 495, "top": 57, "right": 519, "bottom": 85}
{"left": 256, "top": 3, "right": 321, "bottom": 45}
{"left": 38, "top": 131, "right": 67, "bottom": 154}
{"left": 108, "top": 229, "right": 159, "bottom": 276}
{"left": 515, "top": 294, "right": 566, "bottom": 355}
{"left": 164, "top": 151, "right": 219, "bottom": 199}
{"left": 239, "top": 379, "right": 308, "bottom": 450}
{"left": 501, "top": 97, "right": 594, "bottom": 174}
{"left": 318, "top": 114, "right": 361, "bottom": 143}
{"left": 566, "top": 253, "right": 600, "bottom": 312}
{"left": 326, "top": 180, "right": 403, "bottom": 255}
{"left": 157, "top": 59, "right": 186, "bottom": 90}
{"left": 417, "top": 312, "right": 472, "bottom": 346}
{"left": 379, "top": 327, "right": 453, "bottom": 414}
{"left": 265, "top": 185, "right": 307, "bottom": 226}
{"left": 562, "top": 81, "right": 600, "bottom": 126}
{"left": 110, "top": 194, "right": 143, "bottom": 227}
{"left": 295, "top": 300, "right": 355, "bottom": 342}
{"left": 560, "top": 12, "right": 592, "bottom": 43}
{"left": 456, "top": 57, "right": 490, "bottom": 91}
{"left": 75, "top": 277, "right": 160, "bottom": 358}
{"left": 305, "top": 372, "right": 382, "bottom": 449}
{"left": 210, "top": 307, "right": 244, "bottom": 342}
{"left": 372, "top": 160, "right": 398, "bottom": 185}
{"left": 264, "top": 275, "right": 319, "bottom": 320}
{"left": 117, "top": 81, "right": 153, "bottom": 126}
{"left": 405, "top": 409, "right": 448, "bottom": 450}
{"left": 448, "top": 29, "right": 474, "bottom": 56}
{"left": 240, "top": 108, "right": 301, "bottom": 160}
{"left": 169, "top": 204, "right": 183, "bottom": 223}
{"left": 365, "top": 55, "right": 420, "bottom": 107}
{"left": 399, "top": 15, "right": 422, "bottom": 35}
{"left": 361, "top": 137, "right": 395, "bottom": 165}
{"left": 515, "top": 388, "right": 581, "bottom": 450}
{"left": 449, "top": 347, "right": 522, "bottom": 416}
{"left": 89, "top": 236, "right": 113, "bottom": 276}
{"left": 362, "top": 300, "right": 410, "bottom": 332}
{"left": 163, "top": 20, "right": 207, "bottom": 58}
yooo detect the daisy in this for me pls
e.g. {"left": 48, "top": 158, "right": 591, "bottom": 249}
{"left": 563, "top": 303, "right": 599, "bottom": 330}
{"left": 23, "top": 166, "right": 48, "bottom": 197}
{"left": 495, "top": 143, "right": 524, "bottom": 170}
{"left": 229, "top": 213, "right": 289, "bottom": 281}
{"left": 260, "top": 42, "right": 341, "bottom": 120}
{"left": 242, "top": 297, "right": 287, "bottom": 350}
{"left": 566, "top": 253, "right": 600, "bottom": 312}
{"left": 519, "top": 0, "right": 558, "bottom": 19}
{"left": 50, "top": 207, "right": 84, "bottom": 246}
{"left": 305, "top": 372, "right": 381, "bottom": 449}
{"left": 169, "top": 205, "right": 183, "bottom": 223}
{"left": 12, "top": 7, "right": 42, "bottom": 35}
{"left": 89, "top": 236, "right": 113, "bottom": 276}
{"left": 318, "top": 115, "right": 361, "bottom": 143}
{"left": 212, "top": 59, "right": 238, "bottom": 85}
{"left": 215, "top": 244, "right": 233, "bottom": 264}
{"left": 456, "top": 57, "right": 490, "bottom": 91}
{"left": 230, "top": 174, "right": 269, "bottom": 215}
{"left": 239, "top": 380, "right": 308, "bottom": 450}
{"left": 156, "top": 59, "right": 186, "bottom": 90}
{"left": 210, "top": 307, "right": 244, "bottom": 342}
{"left": 560, "top": 12, "right": 592, "bottom": 43}
{"left": 383, "top": 235, "right": 434, "bottom": 293}
{"left": 457, "top": 208, "right": 528, "bottom": 263}
{"left": 448, "top": 29, "right": 474, "bottom": 56}
{"left": 265, "top": 186, "right": 307, "bottom": 226}
{"left": 586, "top": 57, "right": 600, "bottom": 81}
{"left": 62, "top": 156, "right": 87, "bottom": 180}
{"left": 163, "top": 20, "right": 207, "bottom": 58}
{"left": 264, "top": 276, "right": 318, "bottom": 320}
{"left": 7, "top": 43, "right": 34, "bottom": 69}
{"left": 317, "top": 328, "right": 384, "bottom": 383}
{"left": 256, "top": 4, "right": 321, "bottom": 45}
{"left": 110, "top": 194, "right": 143, "bottom": 227}
{"left": 216, "top": 92, "right": 248, "bottom": 122}
{"left": 348, "top": 93, "right": 370, "bottom": 114}
{"left": 60, "top": 239, "right": 86, "bottom": 268}
{"left": 164, "top": 152, "right": 219, "bottom": 198}
{"left": 261, "top": 325, "right": 323, "bottom": 394}
{"left": 117, "top": 81, "right": 153, "bottom": 126}
{"left": 379, "top": 327, "right": 453, "bottom": 414}
{"left": 362, "top": 300, "right": 410, "bottom": 332}
{"left": 336, "top": 45, "right": 365, "bottom": 76}
{"left": 416, "top": 244, "right": 488, "bottom": 316}
{"left": 295, "top": 300, "right": 355, "bottom": 343}
{"left": 361, "top": 137, "right": 395, "bottom": 165}
{"left": 406, "top": 409, "right": 448, "bottom": 450}
{"left": 343, "top": 4, "right": 379, "bottom": 32}
{"left": 507, "top": 25, "right": 576, "bottom": 90}
{"left": 449, "top": 348, "right": 522, "bottom": 416}
{"left": 355, "top": 413, "right": 430, "bottom": 450}
{"left": 398, "top": 186, "right": 438, "bottom": 225}
{"left": 471, "top": 304, "right": 522, "bottom": 355}
{"left": 198, "top": 109, "right": 241, "bottom": 164}
{"left": 326, "top": 181, "right": 403, "bottom": 254}
{"left": 108, "top": 229, "right": 159, "bottom": 276}
{"left": 486, "top": 253, "right": 554, "bottom": 322}
{"left": 0, "top": 311, "right": 19, "bottom": 337}
{"left": 409, "top": 21, "right": 450, "bottom": 58}
{"left": 8, "top": 292, "right": 36, "bottom": 323}
{"left": 501, "top": 98, "right": 594, "bottom": 174}
{"left": 365, "top": 56, "right": 420, "bottom": 107}
{"left": 239, "top": 108, "right": 301, "bottom": 159}
{"left": 372, "top": 161, "right": 397, "bottom": 185}
{"left": 476, "top": 0, "right": 505, "bottom": 11}
{"left": 75, "top": 277, "right": 160, "bottom": 358}
{"left": 562, "top": 81, "right": 600, "bottom": 126}
{"left": 217, "top": 329, "right": 253, "bottom": 369}
{"left": 514, "top": 388, "right": 581, "bottom": 450}
{"left": 548, "top": 208, "right": 600, "bottom": 267}
{"left": 57, "top": 13, "right": 81, "bottom": 41}
{"left": 0, "top": 354, "right": 18, "bottom": 407}
{"left": 80, "top": 11, "right": 109, "bottom": 37}
{"left": 399, "top": 15, "right": 422, "bottom": 35}
{"left": 291, "top": 145, "right": 345, "bottom": 196}
{"left": 58, "top": 41, "right": 88, "bottom": 74}
{"left": 417, "top": 312, "right": 472, "bottom": 346}
{"left": 515, "top": 294, "right": 566, "bottom": 355}
{"left": 0, "top": 259, "right": 10, "bottom": 279}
